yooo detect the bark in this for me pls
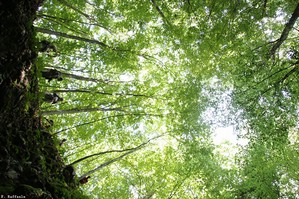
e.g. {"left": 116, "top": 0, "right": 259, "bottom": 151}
{"left": 270, "top": 3, "right": 299, "bottom": 56}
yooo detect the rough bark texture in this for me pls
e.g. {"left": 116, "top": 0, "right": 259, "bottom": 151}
{"left": 0, "top": 1, "right": 88, "bottom": 198}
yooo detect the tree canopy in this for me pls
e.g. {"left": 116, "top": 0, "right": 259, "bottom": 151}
{"left": 34, "top": 0, "right": 299, "bottom": 198}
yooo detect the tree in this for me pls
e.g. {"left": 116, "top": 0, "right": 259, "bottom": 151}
{"left": 34, "top": 0, "right": 299, "bottom": 198}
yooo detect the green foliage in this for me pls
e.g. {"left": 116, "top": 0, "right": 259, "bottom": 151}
{"left": 35, "top": 0, "right": 299, "bottom": 198}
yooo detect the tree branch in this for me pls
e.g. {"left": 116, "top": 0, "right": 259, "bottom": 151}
{"left": 41, "top": 106, "right": 125, "bottom": 115}
{"left": 52, "top": 89, "right": 153, "bottom": 98}
{"left": 53, "top": 113, "right": 163, "bottom": 135}
{"left": 70, "top": 146, "right": 147, "bottom": 166}
{"left": 270, "top": 3, "right": 299, "bottom": 56}
{"left": 150, "top": 0, "right": 171, "bottom": 26}
{"left": 37, "top": 14, "right": 111, "bottom": 33}
{"left": 78, "top": 135, "right": 163, "bottom": 180}
{"left": 56, "top": 0, "right": 91, "bottom": 20}
{"left": 35, "top": 27, "right": 111, "bottom": 49}
{"left": 260, "top": 61, "right": 299, "bottom": 96}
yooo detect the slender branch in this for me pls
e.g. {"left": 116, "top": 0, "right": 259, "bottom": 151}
{"left": 57, "top": 0, "right": 115, "bottom": 35}
{"left": 53, "top": 113, "right": 163, "bottom": 134}
{"left": 167, "top": 174, "right": 190, "bottom": 199}
{"left": 150, "top": 0, "right": 171, "bottom": 26}
{"left": 70, "top": 146, "right": 146, "bottom": 166}
{"left": 270, "top": 3, "right": 299, "bottom": 55}
{"left": 259, "top": 62, "right": 299, "bottom": 96}
{"left": 261, "top": 0, "right": 268, "bottom": 17}
{"left": 35, "top": 27, "right": 111, "bottom": 49}
{"left": 37, "top": 14, "right": 111, "bottom": 33}
{"left": 273, "top": 62, "right": 299, "bottom": 86}
{"left": 53, "top": 114, "right": 125, "bottom": 135}
{"left": 56, "top": 0, "right": 91, "bottom": 20}
{"left": 38, "top": 14, "right": 88, "bottom": 36}
{"left": 52, "top": 89, "right": 153, "bottom": 98}
{"left": 35, "top": 27, "right": 151, "bottom": 57}
{"left": 238, "top": 65, "right": 293, "bottom": 95}
{"left": 43, "top": 66, "right": 129, "bottom": 83}
{"left": 78, "top": 135, "right": 163, "bottom": 180}
{"left": 150, "top": 0, "right": 166, "bottom": 19}
{"left": 41, "top": 106, "right": 125, "bottom": 115}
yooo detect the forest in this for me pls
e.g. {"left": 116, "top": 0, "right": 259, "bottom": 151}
{"left": 0, "top": 0, "right": 299, "bottom": 198}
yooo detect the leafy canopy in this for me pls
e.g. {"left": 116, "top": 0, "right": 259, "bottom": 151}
{"left": 35, "top": 0, "right": 299, "bottom": 198}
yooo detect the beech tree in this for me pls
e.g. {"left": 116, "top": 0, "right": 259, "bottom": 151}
{"left": 35, "top": 0, "right": 299, "bottom": 198}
